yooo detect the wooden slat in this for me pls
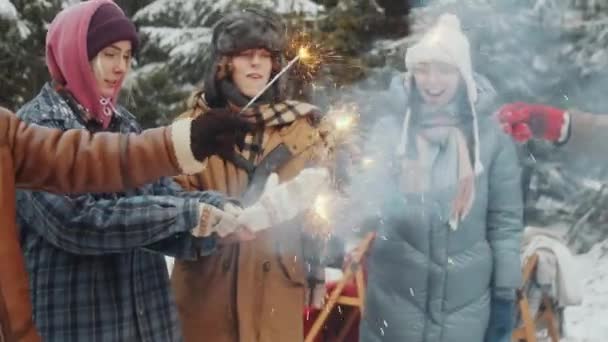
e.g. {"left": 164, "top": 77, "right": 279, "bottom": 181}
{"left": 304, "top": 232, "right": 375, "bottom": 342}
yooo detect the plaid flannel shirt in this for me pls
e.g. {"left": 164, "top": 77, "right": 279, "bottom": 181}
{"left": 16, "top": 84, "right": 223, "bottom": 342}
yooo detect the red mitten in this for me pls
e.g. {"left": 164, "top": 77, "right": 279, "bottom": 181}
{"left": 498, "top": 102, "right": 567, "bottom": 142}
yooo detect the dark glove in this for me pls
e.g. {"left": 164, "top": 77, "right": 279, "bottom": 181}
{"left": 497, "top": 102, "right": 568, "bottom": 143}
{"left": 190, "top": 108, "right": 253, "bottom": 161}
{"left": 485, "top": 296, "right": 516, "bottom": 342}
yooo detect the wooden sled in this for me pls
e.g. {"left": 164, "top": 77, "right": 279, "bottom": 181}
{"left": 304, "top": 232, "right": 375, "bottom": 342}
{"left": 512, "top": 254, "right": 562, "bottom": 342}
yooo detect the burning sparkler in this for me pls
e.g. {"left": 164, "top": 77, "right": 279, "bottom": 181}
{"left": 326, "top": 103, "right": 360, "bottom": 140}
{"left": 241, "top": 44, "right": 320, "bottom": 112}
{"left": 313, "top": 194, "right": 330, "bottom": 222}
{"left": 361, "top": 157, "right": 375, "bottom": 168}
{"left": 240, "top": 31, "right": 340, "bottom": 112}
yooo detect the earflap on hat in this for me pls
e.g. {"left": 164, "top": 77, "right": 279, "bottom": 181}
{"left": 402, "top": 13, "right": 483, "bottom": 173}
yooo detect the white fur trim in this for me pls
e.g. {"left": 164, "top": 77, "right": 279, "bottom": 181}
{"left": 397, "top": 108, "right": 412, "bottom": 156}
{"left": 471, "top": 102, "right": 484, "bottom": 174}
{"left": 170, "top": 118, "right": 207, "bottom": 175}
{"left": 558, "top": 111, "right": 571, "bottom": 143}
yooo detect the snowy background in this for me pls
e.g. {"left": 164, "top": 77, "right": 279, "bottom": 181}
{"left": 3, "top": 0, "right": 608, "bottom": 340}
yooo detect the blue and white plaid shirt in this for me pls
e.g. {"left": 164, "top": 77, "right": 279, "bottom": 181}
{"left": 16, "top": 83, "right": 223, "bottom": 342}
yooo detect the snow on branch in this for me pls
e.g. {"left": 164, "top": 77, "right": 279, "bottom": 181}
{"left": 0, "top": 0, "right": 18, "bottom": 20}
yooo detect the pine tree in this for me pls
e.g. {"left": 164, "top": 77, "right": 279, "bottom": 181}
{"left": 0, "top": 0, "right": 63, "bottom": 109}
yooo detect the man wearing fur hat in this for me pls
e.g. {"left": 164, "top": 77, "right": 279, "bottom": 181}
{"left": 170, "top": 7, "right": 333, "bottom": 342}
{"left": 358, "top": 14, "right": 523, "bottom": 342}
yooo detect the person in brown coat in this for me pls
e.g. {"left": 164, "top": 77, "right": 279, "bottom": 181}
{"left": 0, "top": 100, "right": 248, "bottom": 342}
{"left": 170, "top": 8, "right": 334, "bottom": 342}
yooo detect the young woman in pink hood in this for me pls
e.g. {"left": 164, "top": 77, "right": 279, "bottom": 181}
{"left": 13, "top": 1, "right": 252, "bottom": 341}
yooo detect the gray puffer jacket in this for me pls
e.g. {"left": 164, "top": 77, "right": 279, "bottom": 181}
{"left": 359, "top": 113, "right": 523, "bottom": 342}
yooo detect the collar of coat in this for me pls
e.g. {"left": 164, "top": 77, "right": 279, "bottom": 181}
{"left": 185, "top": 91, "right": 331, "bottom": 162}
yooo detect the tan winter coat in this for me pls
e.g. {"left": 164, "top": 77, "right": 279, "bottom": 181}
{"left": 0, "top": 107, "right": 187, "bottom": 342}
{"left": 171, "top": 100, "right": 331, "bottom": 342}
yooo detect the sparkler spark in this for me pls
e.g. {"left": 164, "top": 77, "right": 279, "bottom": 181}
{"left": 241, "top": 31, "right": 342, "bottom": 112}
{"left": 313, "top": 194, "right": 330, "bottom": 222}
{"left": 241, "top": 54, "right": 300, "bottom": 112}
{"left": 326, "top": 103, "right": 360, "bottom": 136}
{"left": 298, "top": 46, "right": 312, "bottom": 62}
{"left": 241, "top": 42, "right": 323, "bottom": 112}
{"left": 362, "top": 157, "right": 375, "bottom": 168}
{"left": 335, "top": 115, "right": 355, "bottom": 131}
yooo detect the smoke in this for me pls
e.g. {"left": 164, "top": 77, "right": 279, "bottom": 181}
{"left": 300, "top": 0, "right": 608, "bottom": 261}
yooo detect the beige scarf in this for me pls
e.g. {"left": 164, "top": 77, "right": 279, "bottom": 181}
{"left": 399, "top": 126, "right": 475, "bottom": 229}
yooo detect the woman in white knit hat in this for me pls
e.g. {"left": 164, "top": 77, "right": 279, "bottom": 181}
{"left": 359, "top": 13, "right": 524, "bottom": 342}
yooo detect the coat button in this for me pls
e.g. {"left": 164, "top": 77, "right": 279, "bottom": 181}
{"left": 223, "top": 260, "right": 231, "bottom": 272}
{"left": 262, "top": 261, "right": 271, "bottom": 272}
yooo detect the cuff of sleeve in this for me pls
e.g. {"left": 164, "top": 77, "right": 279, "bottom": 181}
{"left": 170, "top": 118, "right": 208, "bottom": 175}
{"left": 556, "top": 111, "right": 571, "bottom": 145}
{"left": 493, "top": 287, "right": 517, "bottom": 301}
{"left": 192, "top": 204, "right": 214, "bottom": 237}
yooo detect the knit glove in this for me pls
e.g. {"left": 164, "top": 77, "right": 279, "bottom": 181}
{"left": 170, "top": 109, "right": 252, "bottom": 174}
{"left": 236, "top": 168, "right": 330, "bottom": 232}
{"left": 191, "top": 202, "right": 244, "bottom": 238}
{"left": 484, "top": 296, "right": 516, "bottom": 342}
{"left": 497, "top": 102, "right": 569, "bottom": 143}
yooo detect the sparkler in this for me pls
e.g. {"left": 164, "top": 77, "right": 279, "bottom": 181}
{"left": 313, "top": 194, "right": 330, "bottom": 222}
{"left": 361, "top": 157, "right": 375, "bottom": 168}
{"left": 241, "top": 46, "right": 315, "bottom": 112}
{"left": 325, "top": 103, "right": 360, "bottom": 144}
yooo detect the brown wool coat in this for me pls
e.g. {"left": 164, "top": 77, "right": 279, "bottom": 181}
{"left": 0, "top": 107, "right": 184, "bottom": 342}
{"left": 171, "top": 100, "right": 331, "bottom": 342}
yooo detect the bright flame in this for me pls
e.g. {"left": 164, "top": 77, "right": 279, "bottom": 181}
{"left": 298, "top": 46, "right": 312, "bottom": 62}
{"left": 314, "top": 194, "right": 330, "bottom": 221}
{"left": 327, "top": 103, "right": 359, "bottom": 134}
{"left": 362, "top": 157, "right": 374, "bottom": 167}
{"left": 335, "top": 115, "right": 355, "bottom": 131}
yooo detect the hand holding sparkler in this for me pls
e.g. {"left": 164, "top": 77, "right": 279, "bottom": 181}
{"left": 236, "top": 167, "right": 330, "bottom": 231}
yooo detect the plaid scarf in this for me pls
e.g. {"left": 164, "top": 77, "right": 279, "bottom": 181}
{"left": 234, "top": 101, "right": 318, "bottom": 159}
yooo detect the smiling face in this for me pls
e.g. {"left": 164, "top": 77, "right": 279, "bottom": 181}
{"left": 412, "top": 61, "right": 461, "bottom": 109}
{"left": 90, "top": 40, "right": 132, "bottom": 98}
{"left": 230, "top": 48, "right": 273, "bottom": 98}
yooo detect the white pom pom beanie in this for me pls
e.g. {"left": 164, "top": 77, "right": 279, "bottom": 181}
{"left": 398, "top": 13, "right": 484, "bottom": 174}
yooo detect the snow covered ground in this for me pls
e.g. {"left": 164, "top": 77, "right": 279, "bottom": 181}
{"left": 166, "top": 240, "right": 608, "bottom": 341}
{"left": 562, "top": 241, "right": 608, "bottom": 341}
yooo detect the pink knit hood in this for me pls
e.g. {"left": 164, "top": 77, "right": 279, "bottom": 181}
{"left": 46, "top": 0, "right": 126, "bottom": 129}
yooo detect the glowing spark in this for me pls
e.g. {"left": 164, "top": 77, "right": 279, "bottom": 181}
{"left": 362, "top": 157, "right": 375, "bottom": 168}
{"left": 298, "top": 46, "right": 312, "bottom": 62}
{"left": 314, "top": 194, "right": 330, "bottom": 221}
{"left": 335, "top": 115, "right": 355, "bottom": 131}
{"left": 327, "top": 103, "right": 359, "bottom": 135}
{"left": 241, "top": 54, "right": 300, "bottom": 112}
